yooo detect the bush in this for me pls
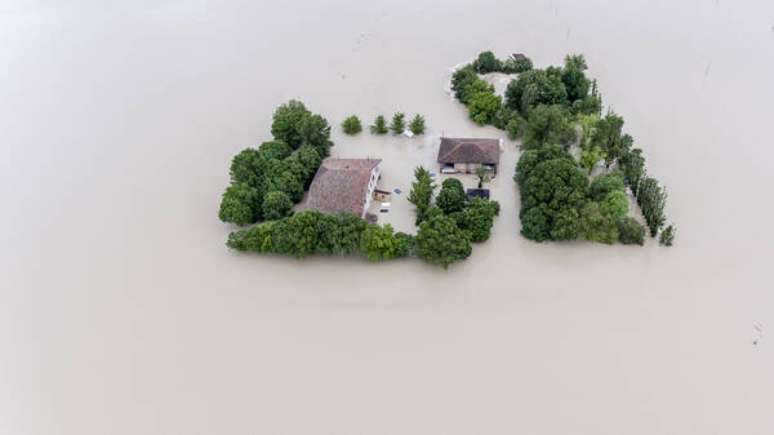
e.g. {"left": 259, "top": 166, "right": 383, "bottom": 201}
{"left": 262, "top": 190, "right": 293, "bottom": 221}
{"left": 618, "top": 218, "right": 645, "bottom": 245}
{"left": 409, "top": 114, "right": 426, "bottom": 135}
{"left": 416, "top": 215, "right": 472, "bottom": 268}
{"left": 436, "top": 178, "right": 467, "bottom": 214}
{"left": 370, "top": 115, "right": 389, "bottom": 134}
{"left": 341, "top": 115, "right": 362, "bottom": 135}
{"left": 390, "top": 112, "right": 406, "bottom": 134}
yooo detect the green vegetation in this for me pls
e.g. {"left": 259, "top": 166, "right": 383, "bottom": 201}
{"left": 341, "top": 115, "right": 362, "bottom": 135}
{"left": 390, "top": 112, "right": 406, "bottom": 135}
{"left": 436, "top": 178, "right": 467, "bottom": 214}
{"left": 409, "top": 114, "right": 426, "bottom": 135}
{"left": 227, "top": 210, "right": 414, "bottom": 260}
{"left": 370, "top": 115, "right": 389, "bottom": 134}
{"left": 416, "top": 214, "right": 472, "bottom": 268}
{"left": 408, "top": 166, "right": 436, "bottom": 225}
{"left": 449, "top": 51, "right": 672, "bottom": 245}
{"left": 659, "top": 225, "right": 676, "bottom": 247}
{"left": 218, "top": 101, "right": 327, "bottom": 227}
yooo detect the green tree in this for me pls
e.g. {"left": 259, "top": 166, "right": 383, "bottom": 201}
{"left": 659, "top": 224, "right": 676, "bottom": 247}
{"left": 521, "top": 104, "right": 577, "bottom": 149}
{"left": 472, "top": 51, "right": 502, "bottom": 74}
{"left": 436, "top": 178, "right": 467, "bottom": 214}
{"left": 591, "top": 112, "right": 625, "bottom": 168}
{"left": 502, "top": 54, "right": 533, "bottom": 74}
{"left": 460, "top": 79, "right": 494, "bottom": 105}
{"left": 589, "top": 172, "right": 625, "bottom": 201}
{"left": 506, "top": 115, "right": 525, "bottom": 140}
{"left": 451, "top": 65, "right": 479, "bottom": 102}
{"left": 408, "top": 166, "right": 437, "bottom": 225}
{"left": 579, "top": 201, "right": 619, "bottom": 244}
{"left": 219, "top": 182, "right": 262, "bottom": 226}
{"left": 229, "top": 147, "right": 268, "bottom": 189}
{"left": 453, "top": 198, "right": 500, "bottom": 242}
{"left": 297, "top": 113, "right": 332, "bottom": 157}
{"left": 390, "top": 112, "right": 406, "bottom": 134}
{"left": 637, "top": 177, "right": 667, "bottom": 237}
{"left": 409, "top": 114, "right": 426, "bottom": 135}
{"left": 416, "top": 215, "right": 472, "bottom": 268}
{"left": 505, "top": 69, "right": 568, "bottom": 116}
{"left": 519, "top": 158, "right": 588, "bottom": 241}
{"left": 561, "top": 54, "right": 591, "bottom": 102}
{"left": 618, "top": 217, "right": 645, "bottom": 245}
{"left": 370, "top": 115, "right": 389, "bottom": 134}
{"left": 360, "top": 223, "right": 402, "bottom": 261}
{"left": 262, "top": 190, "right": 293, "bottom": 221}
{"left": 258, "top": 140, "right": 293, "bottom": 161}
{"left": 514, "top": 144, "right": 572, "bottom": 185}
{"left": 468, "top": 90, "right": 502, "bottom": 125}
{"left": 600, "top": 190, "right": 629, "bottom": 220}
{"left": 270, "top": 100, "right": 311, "bottom": 148}
{"left": 620, "top": 147, "right": 646, "bottom": 194}
{"left": 341, "top": 115, "right": 362, "bottom": 135}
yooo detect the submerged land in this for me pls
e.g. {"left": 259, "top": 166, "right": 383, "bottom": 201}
{"left": 3, "top": 1, "right": 774, "bottom": 434}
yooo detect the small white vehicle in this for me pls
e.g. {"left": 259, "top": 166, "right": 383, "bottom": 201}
{"left": 440, "top": 166, "right": 458, "bottom": 174}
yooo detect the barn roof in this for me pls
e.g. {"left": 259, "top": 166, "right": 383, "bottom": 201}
{"left": 302, "top": 158, "right": 381, "bottom": 216}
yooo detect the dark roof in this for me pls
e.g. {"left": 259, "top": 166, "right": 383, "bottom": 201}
{"left": 303, "top": 158, "right": 381, "bottom": 216}
{"left": 437, "top": 137, "right": 501, "bottom": 165}
{"left": 466, "top": 188, "right": 490, "bottom": 199}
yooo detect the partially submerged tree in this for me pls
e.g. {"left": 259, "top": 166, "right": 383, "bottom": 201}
{"left": 389, "top": 112, "right": 406, "bottom": 135}
{"left": 261, "top": 190, "right": 293, "bottom": 221}
{"left": 370, "top": 115, "right": 389, "bottom": 135}
{"left": 408, "top": 166, "right": 436, "bottom": 225}
{"left": 659, "top": 224, "right": 676, "bottom": 247}
{"left": 416, "top": 214, "right": 472, "bottom": 268}
{"left": 436, "top": 178, "right": 467, "bottom": 214}
{"left": 409, "top": 114, "right": 426, "bottom": 135}
{"left": 521, "top": 104, "right": 577, "bottom": 149}
{"left": 341, "top": 115, "right": 362, "bottom": 135}
{"left": 219, "top": 182, "right": 262, "bottom": 226}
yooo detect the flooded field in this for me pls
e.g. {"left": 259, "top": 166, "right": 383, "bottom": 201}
{"left": 2, "top": 0, "right": 774, "bottom": 433}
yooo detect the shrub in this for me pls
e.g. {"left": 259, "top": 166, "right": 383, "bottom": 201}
{"left": 389, "top": 112, "right": 406, "bottom": 134}
{"left": 618, "top": 218, "right": 645, "bottom": 245}
{"left": 341, "top": 115, "right": 362, "bottom": 135}
{"left": 370, "top": 115, "right": 389, "bottom": 134}
{"left": 409, "top": 114, "right": 426, "bottom": 135}
{"left": 262, "top": 190, "right": 293, "bottom": 221}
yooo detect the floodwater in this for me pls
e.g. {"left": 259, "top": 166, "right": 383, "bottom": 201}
{"left": 2, "top": 1, "right": 773, "bottom": 433}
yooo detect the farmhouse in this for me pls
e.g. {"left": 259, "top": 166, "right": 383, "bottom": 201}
{"left": 437, "top": 137, "right": 501, "bottom": 175}
{"left": 302, "top": 158, "right": 381, "bottom": 218}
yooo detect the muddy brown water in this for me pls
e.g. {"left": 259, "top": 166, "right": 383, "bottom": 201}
{"left": 2, "top": 1, "right": 773, "bottom": 433}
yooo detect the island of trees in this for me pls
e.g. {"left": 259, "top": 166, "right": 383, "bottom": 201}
{"left": 452, "top": 51, "right": 675, "bottom": 246}
{"left": 220, "top": 100, "right": 500, "bottom": 267}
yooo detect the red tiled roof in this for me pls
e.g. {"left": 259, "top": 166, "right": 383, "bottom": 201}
{"left": 302, "top": 158, "right": 381, "bottom": 216}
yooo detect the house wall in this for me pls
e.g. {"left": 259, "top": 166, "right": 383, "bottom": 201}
{"left": 361, "top": 165, "right": 381, "bottom": 218}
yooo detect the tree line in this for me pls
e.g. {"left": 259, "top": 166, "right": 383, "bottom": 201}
{"left": 342, "top": 113, "right": 426, "bottom": 136}
{"left": 451, "top": 50, "right": 673, "bottom": 246}
{"left": 218, "top": 100, "right": 331, "bottom": 226}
